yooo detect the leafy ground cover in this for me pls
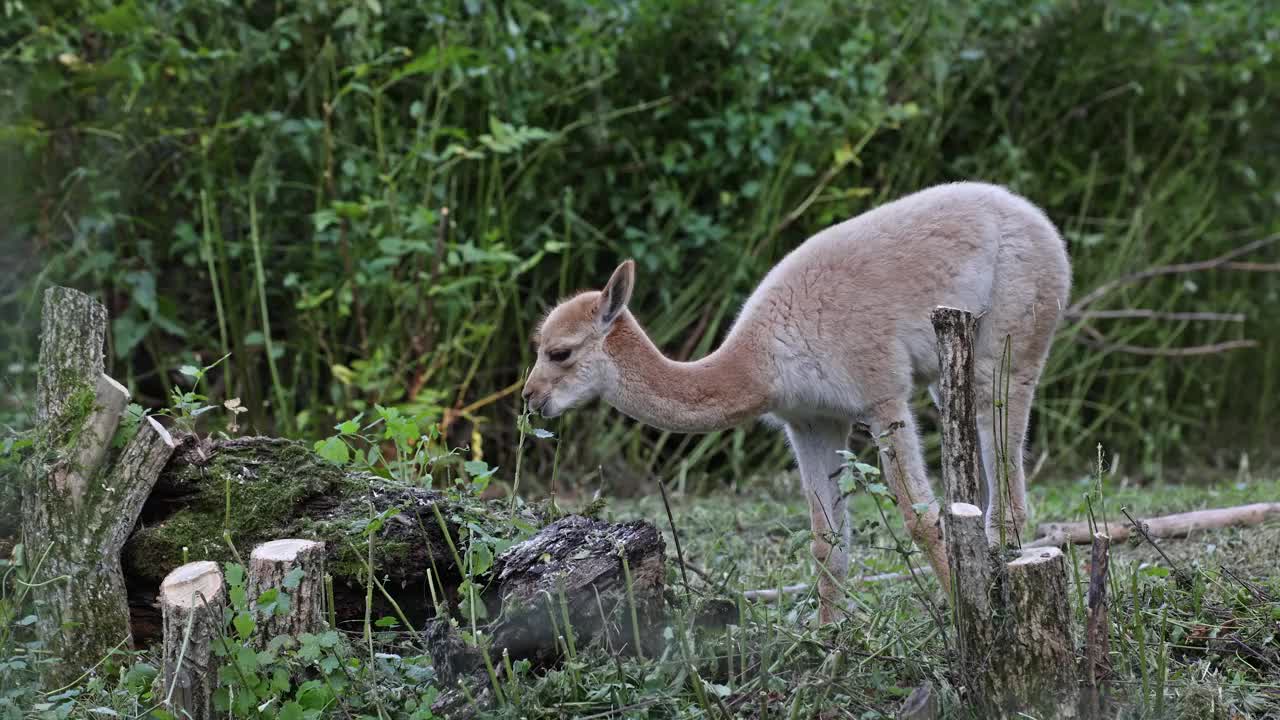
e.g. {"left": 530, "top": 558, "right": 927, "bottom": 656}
{"left": 4, "top": 450, "right": 1277, "bottom": 718}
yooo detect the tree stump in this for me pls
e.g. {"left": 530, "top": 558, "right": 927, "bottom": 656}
{"left": 990, "top": 547, "right": 1077, "bottom": 716}
{"left": 160, "top": 561, "right": 225, "bottom": 720}
{"left": 23, "top": 287, "right": 177, "bottom": 682}
{"left": 247, "top": 539, "right": 326, "bottom": 642}
{"left": 933, "top": 306, "right": 1078, "bottom": 718}
{"left": 946, "top": 502, "right": 1002, "bottom": 694}
{"left": 930, "top": 306, "right": 983, "bottom": 509}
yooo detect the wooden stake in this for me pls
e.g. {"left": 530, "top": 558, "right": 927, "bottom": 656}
{"left": 1083, "top": 533, "right": 1112, "bottom": 718}
{"left": 929, "top": 306, "right": 983, "bottom": 508}
{"left": 946, "top": 502, "right": 1000, "bottom": 699}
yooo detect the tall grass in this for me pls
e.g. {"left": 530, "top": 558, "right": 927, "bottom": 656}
{"left": 1, "top": 0, "right": 1276, "bottom": 490}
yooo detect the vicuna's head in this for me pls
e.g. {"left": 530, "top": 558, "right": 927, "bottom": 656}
{"left": 522, "top": 260, "right": 635, "bottom": 418}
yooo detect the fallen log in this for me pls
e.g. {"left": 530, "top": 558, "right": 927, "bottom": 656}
{"left": 1034, "top": 503, "right": 1280, "bottom": 545}
{"left": 425, "top": 515, "right": 666, "bottom": 717}
{"left": 123, "top": 435, "right": 474, "bottom": 639}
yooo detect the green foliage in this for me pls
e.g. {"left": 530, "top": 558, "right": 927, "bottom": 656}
{"left": 209, "top": 560, "right": 441, "bottom": 719}
{"left": 2, "top": 0, "right": 1279, "bottom": 490}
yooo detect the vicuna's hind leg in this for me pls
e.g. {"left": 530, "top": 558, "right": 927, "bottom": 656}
{"left": 976, "top": 282, "right": 1064, "bottom": 546}
{"left": 785, "top": 419, "right": 852, "bottom": 624}
{"left": 868, "top": 400, "right": 949, "bottom": 593}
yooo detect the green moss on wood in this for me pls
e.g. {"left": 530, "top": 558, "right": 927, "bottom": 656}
{"left": 123, "top": 437, "right": 481, "bottom": 592}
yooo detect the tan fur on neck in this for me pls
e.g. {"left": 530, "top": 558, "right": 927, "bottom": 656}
{"left": 603, "top": 312, "right": 769, "bottom": 433}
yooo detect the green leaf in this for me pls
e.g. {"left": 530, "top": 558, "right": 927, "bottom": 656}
{"left": 122, "top": 662, "right": 158, "bottom": 693}
{"left": 297, "top": 680, "right": 333, "bottom": 710}
{"left": 233, "top": 612, "right": 255, "bottom": 640}
{"left": 178, "top": 365, "right": 201, "bottom": 378}
{"left": 463, "top": 460, "right": 498, "bottom": 480}
{"left": 224, "top": 563, "right": 246, "bottom": 587}
{"left": 853, "top": 462, "right": 881, "bottom": 477}
{"left": 279, "top": 702, "right": 305, "bottom": 720}
{"left": 112, "top": 315, "right": 151, "bottom": 359}
{"left": 89, "top": 0, "right": 144, "bottom": 34}
{"left": 334, "top": 6, "right": 359, "bottom": 28}
{"left": 235, "top": 644, "right": 259, "bottom": 672}
{"left": 316, "top": 436, "right": 350, "bottom": 465}
{"left": 375, "top": 616, "right": 399, "bottom": 628}
{"left": 468, "top": 544, "right": 494, "bottom": 576}
{"left": 271, "top": 667, "right": 291, "bottom": 693}
{"left": 531, "top": 427, "right": 555, "bottom": 439}
{"left": 866, "top": 483, "right": 890, "bottom": 496}
{"left": 283, "top": 566, "right": 305, "bottom": 589}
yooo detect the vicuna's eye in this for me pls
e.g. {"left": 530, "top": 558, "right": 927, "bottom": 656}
{"left": 548, "top": 348, "right": 571, "bottom": 363}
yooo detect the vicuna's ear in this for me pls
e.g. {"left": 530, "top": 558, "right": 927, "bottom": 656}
{"left": 595, "top": 259, "right": 635, "bottom": 330}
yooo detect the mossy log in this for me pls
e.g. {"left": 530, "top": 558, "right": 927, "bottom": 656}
{"left": 122, "top": 436, "right": 669, "bottom": 661}
{"left": 124, "top": 435, "right": 474, "bottom": 638}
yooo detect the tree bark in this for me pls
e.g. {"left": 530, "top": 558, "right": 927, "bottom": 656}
{"left": 247, "top": 539, "right": 326, "bottom": 642}
{"left": 160, "top": 561, "right": 225, "bottom": 720}
{"left": 24, "top": 287, "right": 177, "bottom": 683}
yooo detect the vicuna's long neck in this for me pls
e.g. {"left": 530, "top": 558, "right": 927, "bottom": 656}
{"left": 602, "top": 314, "right": 770, "bottom": 433}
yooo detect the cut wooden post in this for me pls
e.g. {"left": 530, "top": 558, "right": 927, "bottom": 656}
{"left": 1082, "top": 533, "right": 1112, "bottom": 718}
{"left": 161, "top": 561, "right": 225, "bottom": 720}
{"left": 247, "top": 539, "right": 326, "bottom": 641}
{"left": 23, "top": 287, "right": 178, "bottom": 682}
{"left": 930, "top": 306, "right": 982, "bottom": 508}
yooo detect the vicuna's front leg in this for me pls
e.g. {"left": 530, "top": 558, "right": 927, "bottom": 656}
{"left": 869, "top": 401, "right": 951, "bottom": 594}
{"left": 785, "top": 420, "right": 852, "bottom": 624}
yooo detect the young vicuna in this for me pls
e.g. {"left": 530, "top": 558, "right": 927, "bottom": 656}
{"left": 522, "top": 182, "right": 1071, "bottom": 623}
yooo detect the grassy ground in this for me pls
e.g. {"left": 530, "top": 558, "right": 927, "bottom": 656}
{"left": 5, "top": 464, "right": 1277, "bottom": 718}
{"left": 580, "top": 469, "right": 1280, "bottom": 719}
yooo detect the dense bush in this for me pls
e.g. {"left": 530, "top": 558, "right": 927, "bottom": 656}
{"left": 2, "top": 0, "right": 1277, "bottom": 487}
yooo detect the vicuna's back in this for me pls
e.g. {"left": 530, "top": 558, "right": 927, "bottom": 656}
{"left": 728, "top": 181, "right": 1070, "bottom": 393}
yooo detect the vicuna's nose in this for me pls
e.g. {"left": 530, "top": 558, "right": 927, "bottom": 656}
{"left": 521, "top": 383, "right": 533, "bottom": 401}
